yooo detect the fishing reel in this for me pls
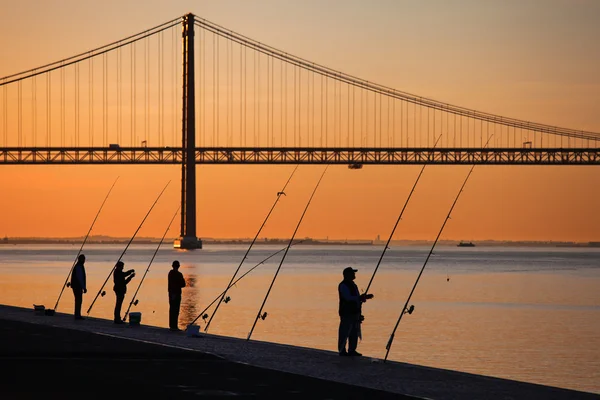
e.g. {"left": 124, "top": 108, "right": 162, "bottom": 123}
{"left": 403, "top": 305, "right": 415, "bottom": 315}
{"left": 133, "top": 299, "right": 139, "bottom": 306}
{"left": 223, "top": 296, "right": 231, "bottom": 304}
{"left": 101, "top": 290, "right": 106, "bottom": 297}
{"left": 66, "top": 282, "right": 71, "bottom": 288}
{"left": 201, "top": 313, "right": 209, "bottom": 322}
{"left": 259, "top": 312, "right": 268, "bottom": 320}
{"left": 359, "top": 314, "right": 365, "bottom": 323}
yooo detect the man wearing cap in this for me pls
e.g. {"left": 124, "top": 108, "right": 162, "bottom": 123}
{"left": 338, "top": 266, "right": 374, "bottom": 356}
{"left": 168, "top": 260, "right": 186, "bottom": 331}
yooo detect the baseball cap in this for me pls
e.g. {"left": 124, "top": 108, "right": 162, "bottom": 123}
{"left": 343, "top": 267, "right": 358, "bottom": 276}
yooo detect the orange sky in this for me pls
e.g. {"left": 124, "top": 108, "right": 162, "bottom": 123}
{"left": 0, "top": 1, "right": 599, "bottom": 242}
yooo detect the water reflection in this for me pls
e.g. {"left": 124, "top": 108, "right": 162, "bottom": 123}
{"left": 180, "top": 274, "right": 198, "bottom": 327}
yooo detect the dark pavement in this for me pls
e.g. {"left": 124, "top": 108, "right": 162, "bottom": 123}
{"left": 0, "top": 318, "right": 415, "bottom": 399}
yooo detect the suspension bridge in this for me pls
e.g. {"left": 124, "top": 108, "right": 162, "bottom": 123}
{"left": 1, "top": 13, "right": 599, "bottom": 248}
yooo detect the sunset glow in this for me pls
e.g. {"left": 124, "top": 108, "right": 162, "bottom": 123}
{"left": 0, "top": 1, "right": 598, "bottom": 242}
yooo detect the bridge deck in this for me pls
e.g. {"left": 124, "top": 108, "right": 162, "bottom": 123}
{"left": 1, "top": 147, "right": 599, "bottom": 165}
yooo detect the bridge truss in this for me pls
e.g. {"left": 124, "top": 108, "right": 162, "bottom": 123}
{"left": 1, "top": 147, "right": 598, "bottom": 165}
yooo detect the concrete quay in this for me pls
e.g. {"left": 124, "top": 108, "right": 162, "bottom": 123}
{"left": 0, "top": 304, "right": 597, "bottom": 400}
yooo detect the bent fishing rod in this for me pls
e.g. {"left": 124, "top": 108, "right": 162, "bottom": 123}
{"left": 86, "top": 181, "right": 171, "bottom": 315}
{"left": 123, "top": 205, "right": 180, "bottom": 322}
{"left": 383, "top": 138, "right": 491, "bottom": 362}
{"left": 53, "top": 177, "right": 119, "bottom": 312}
{"left": 364, "top": 135, "right": 442, "bottom": 296}
{"left": 188, "top": 239, "right": 306, "bottom": 328}
{"left": 204, "top": 165, "right": 299, "bottom": 332}
{"left": 247, "top": 166, "right": 329, "bottom": 341}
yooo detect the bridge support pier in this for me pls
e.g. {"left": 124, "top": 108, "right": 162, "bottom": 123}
{"left": 174, "top": 13, "right": 202, "bottom": 250}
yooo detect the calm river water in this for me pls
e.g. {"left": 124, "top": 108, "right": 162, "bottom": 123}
{"left": 0, "top": 243, "right": 598, "bottom": 394}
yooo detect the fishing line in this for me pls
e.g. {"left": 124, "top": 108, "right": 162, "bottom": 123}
{"left": 204, "top": 165, "right": 299, "bottom": 332}
{"left": 52, "top": 177, "right": 119, "bottom": 312}
{"left": 87, "top": 180, "right": 171, "bottom": 315}
{"left": 364, "top": 135, "right": 442, "bottom": 296}
{"left": 123, "top": 205, "right": 180, "bottom": 322}
{"left": 247, "top": 166, "right": 329, "bottom": 341}
{"left": 383, "top": 138, "right": 492, "bottom": 362}
{"left": 188, "top": 240, "right": 306, "bottom": 328}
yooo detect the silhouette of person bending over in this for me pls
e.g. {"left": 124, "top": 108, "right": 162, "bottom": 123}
{"left": 113, "top": 261, "right": 135, "bottom": 324}
{"left": 71, "top": 254, "right": 87, "bottom": 320}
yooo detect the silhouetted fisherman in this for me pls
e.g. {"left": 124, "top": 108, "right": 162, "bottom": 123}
{"left": 70, "top": 254, "right": 87, "bottom": 320}
{"left": 338, "top": 267, "right": 373, "bottom": 356}
{"left": 113, "top": 261, "right": 135, "bottom": 324}
{"left": 168, "top": 260, "right": 186, "bottom": 331}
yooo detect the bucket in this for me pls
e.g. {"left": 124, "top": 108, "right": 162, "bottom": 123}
{"left": 129, "top": 312, "right": 141, "bottom": 326}
{"left": 186, "top": 324, "right": 201, "bottom": 337}
{"left": 33, "top": 304, "right": 45, "bottom": 316}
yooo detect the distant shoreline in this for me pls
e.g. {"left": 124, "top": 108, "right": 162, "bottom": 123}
{"left": 1, "top": 237, "right": 599, "bottom": 248}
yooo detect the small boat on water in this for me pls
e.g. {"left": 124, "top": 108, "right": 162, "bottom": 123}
{"left": 457, "top": 241, "right": 475, "bottom": 247}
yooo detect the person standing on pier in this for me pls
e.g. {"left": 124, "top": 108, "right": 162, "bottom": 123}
{"left": 168, "top": 260, "right": 186, "bottom": 331}
{"left": 71, "top": 254, "right": 87, "bottom": 320}
{"left": 338, "top": 267, "right": 373, "bottom": 356}
{"left": 113, "top": 261, "right": 135, "bottom": 324}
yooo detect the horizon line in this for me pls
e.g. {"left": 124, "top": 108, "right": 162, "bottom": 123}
{"left": 1, "top": 235, "right": 598, "bottom": 245}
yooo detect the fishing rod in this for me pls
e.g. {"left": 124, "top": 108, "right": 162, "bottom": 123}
{"left": 52, "top": 177, "right": 119, "bottom": 312}
{"left": 247, "top": 166, "right": 329, "bottom": 341}
{"left": 188, "top": 239, "right": 306, "bottom": 328}
{"left": 383, "top": 138, "right": 492, "bottom": 362}
{"left": 364, "top": 135, "right": 442, "bottom": 295}
{"left": 86, "top": 181, "right": 171, "bottom": 315}
{"left": 204, "top": 165, "right": 299, "bottom": 332}
{"left": 122, "top": 205, "right": 180, "bottom": 322}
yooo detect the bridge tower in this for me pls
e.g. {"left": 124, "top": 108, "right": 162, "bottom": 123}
{"left": 174, "top": 13, "right": 202, "bottom": 249}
